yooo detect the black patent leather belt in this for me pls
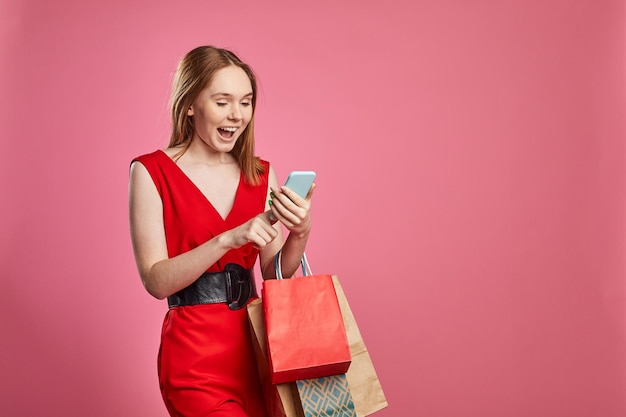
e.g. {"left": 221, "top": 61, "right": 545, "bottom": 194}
{"left": 167, "top": 264, "right": 257, "bottom": 310}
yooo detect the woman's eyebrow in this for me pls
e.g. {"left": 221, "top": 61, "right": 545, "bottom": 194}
{"left": 210, "top": 92, "right": 254, "bottom": 98}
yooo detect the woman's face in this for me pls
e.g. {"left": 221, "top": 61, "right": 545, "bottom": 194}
{"left": 188, "top": 65, "right": 253, "bottom": 153}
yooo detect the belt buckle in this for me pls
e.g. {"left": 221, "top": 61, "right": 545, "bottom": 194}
{"left": 225, "top": 264, "right": 251, "bottom": 310}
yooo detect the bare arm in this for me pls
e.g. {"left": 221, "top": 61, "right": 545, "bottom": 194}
{"left": 128, "top": 161, "right": 278, "bottom": 299}
{"left": 258, "top": 166, "right": 315, "bottom": 280}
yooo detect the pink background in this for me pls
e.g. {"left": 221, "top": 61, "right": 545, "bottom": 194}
{"left": 1, "top": 1, "right": 624, "bottom": 416}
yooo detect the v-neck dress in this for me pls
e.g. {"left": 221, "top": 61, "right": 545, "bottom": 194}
{"left": 133, "top": 150, "right": 270, "bottom": 417}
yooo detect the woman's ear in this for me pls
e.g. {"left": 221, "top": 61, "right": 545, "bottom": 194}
{"left": 187, "top": 106, "right": 194, "bottom": 116}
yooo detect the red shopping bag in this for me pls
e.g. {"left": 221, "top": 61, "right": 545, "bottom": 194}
{"left": 262, "top": 251, "right": 351, "bottom": 384}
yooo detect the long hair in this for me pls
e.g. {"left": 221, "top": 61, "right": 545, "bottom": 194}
{"left": 169, "top": 46, "right": 264, "bottom": 184}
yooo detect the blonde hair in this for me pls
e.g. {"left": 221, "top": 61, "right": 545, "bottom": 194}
{"left": 169, "top": 46, "right": 264, "bottom": 184}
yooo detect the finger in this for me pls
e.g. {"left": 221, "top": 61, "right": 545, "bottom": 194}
{"left": 255, "top": 216, "right": 279, "bottom": 239}
{"left": 268, "top": 193, "right": 290, "bottom": 219}
{"left": 260, "top": 209, "right": 278, "bottom": 225}
{"left": 304, "top": 182, "right": 316, "bottom": 201}
{"left": 269, "top": 205, "right": 281, "bottom": 225}
{"left": 268, "top": 190, "right": 293, "bottom": 218}
{"left": 272, "top": 204, "right": 306, "bottom": 229}
{"left": 249, "top": 226, "right": 277, "bottom": 249}
{"left": 271, "top": 188, "right": 306, "bottom": 215}
{"left": 266, "top": 200, "right": 281, "bottom": 225}
{"left": 269, "top": 190, "right": 311, "bottom": 230}
{"left": 270, "top": 186, "right": 301, "bottom": 208}
{"left": 278, "top": 186, "right": 305, "bottom": 205}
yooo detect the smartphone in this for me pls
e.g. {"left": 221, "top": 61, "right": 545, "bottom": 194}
{"left": 283, "top": 171, "right": 316, "bottom": 199}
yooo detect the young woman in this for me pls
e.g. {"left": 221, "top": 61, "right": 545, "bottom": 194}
{"left": 128, "top": 46, "right": 314, "bottom": 417}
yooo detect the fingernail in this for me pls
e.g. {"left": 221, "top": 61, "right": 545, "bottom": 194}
{"left": 270, "top": 192, "right": 275, "bottom": 198}
{"left": 268, "top": 200, "right": 273, "bottom": 206}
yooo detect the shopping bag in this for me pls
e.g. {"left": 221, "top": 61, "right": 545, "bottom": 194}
{"left": 247, "top": 299, "right": 303, "bottom": 417}
{"left": 262, "top": 251, "right": 351, "bottom": 384}
{"left": 251, "top": 253, "right": 388, "bottom": 416}
{"left": 331, "top": 276, "right": 388, "bottom": 416}
{"left": 249, "top": 299, "right": 360, "bottom": 417}
{"left": 296, "top": 374, "right": 357, "bottom": 417}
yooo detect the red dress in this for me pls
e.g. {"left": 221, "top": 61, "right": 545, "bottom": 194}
{"left": 133, "top": 150, "right": 269, "bottom": 417}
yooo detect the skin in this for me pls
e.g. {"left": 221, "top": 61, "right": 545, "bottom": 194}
{"left": 129, "top": 65, "right": 314, "bottom": 299}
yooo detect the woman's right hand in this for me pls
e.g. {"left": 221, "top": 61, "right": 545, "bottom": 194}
{"left": 222, "top": 211, "right": 279, "bottom": 250}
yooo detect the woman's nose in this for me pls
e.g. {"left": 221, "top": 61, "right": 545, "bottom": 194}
{"left": 229, "top": 105, "right": 242, "bottom": 120}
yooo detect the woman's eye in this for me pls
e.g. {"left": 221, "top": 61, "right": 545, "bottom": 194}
{"left": 216, "top": 102, "right": 228, "bottom": 107}
{"left": 241, "top": 101, "right": 251, "bottom": 107}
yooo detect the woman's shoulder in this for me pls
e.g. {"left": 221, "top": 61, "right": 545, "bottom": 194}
{"left": 132, "top": 149, "right": 167, "bottom": 164}
{"left": 258, "top": 157, "right": 270, "bottom": 169}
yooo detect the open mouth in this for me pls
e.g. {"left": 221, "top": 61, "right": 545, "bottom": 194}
{"left": 218, "top": 127, "right": 238, "bottom": 139}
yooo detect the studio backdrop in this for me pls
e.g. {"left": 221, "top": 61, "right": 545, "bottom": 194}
{"left": 1, "top": 1, "right": 624, "bottom": 416}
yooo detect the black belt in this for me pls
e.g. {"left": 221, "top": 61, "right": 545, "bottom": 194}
{"left": 167, "top": 263, "right": 257, "bottom": 310}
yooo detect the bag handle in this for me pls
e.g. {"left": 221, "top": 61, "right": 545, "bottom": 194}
{"left": 274, "top": 250, "right": 313, "bottom": 280}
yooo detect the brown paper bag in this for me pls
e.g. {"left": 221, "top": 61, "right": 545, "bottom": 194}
{"left": 248, "top": 299, "right": 304, "bottom": 417}
{"left": 332, "top": 276, "right": 388, "bottom": 416}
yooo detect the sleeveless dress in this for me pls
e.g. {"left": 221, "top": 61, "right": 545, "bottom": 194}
{"left": 132, "top": 150, "right": 270, "bottom": 417}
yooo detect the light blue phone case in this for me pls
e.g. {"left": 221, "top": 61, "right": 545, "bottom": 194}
{"left": 284, "top": 171, "right": 316, "bottom": 199}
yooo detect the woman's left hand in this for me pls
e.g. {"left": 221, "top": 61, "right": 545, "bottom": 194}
{"left": 268, "top": 183, "right": 315, "bottom": 236}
